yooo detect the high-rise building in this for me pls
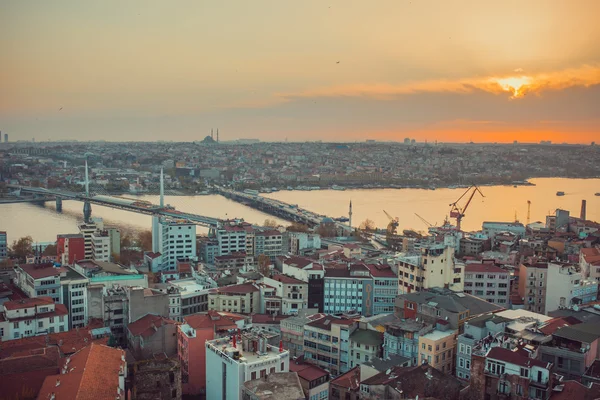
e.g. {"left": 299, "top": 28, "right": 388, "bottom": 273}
{"left": 151, "top": 216, "right": 197, "bottom": 272}
{"left": 3, "top": 133, "right": 7, "bottom": 143}
{"left": 78, "top": 218, "right": 103, "bottom": 259}
{"left": 518, "top": 262, "right": 549, "bottom": 314}
{"left": 0, "top": 231, "right": 7, "bottom": 260}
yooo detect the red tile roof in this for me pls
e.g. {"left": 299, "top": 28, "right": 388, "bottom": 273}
{"left": 487, "top": 347, "right": 550, "bottom": 369}
{"left": 330, "top": 366, "right": 360, "bottom": 391}
{"left": 551, "top": 380, "right": 600, "bottom": 400}
{"left": 18, "top": 263, "right": 66, "bottom": 279}
{"left": 127, "top": 314, "right": 178, "bottom": 338}
{"left": 3, "top": 296, "right": 54, "bottom": 311}
{"left": 37, "top": 343, "right": 126, "bottom": 400}
{"left": 366, "top": 263, "right": 397, "bottom": 278}
{"left": 183, "top": 311, "right": 245, "bottom": 331}
{"left": 539, "top": 317, "right": 581, "bottom": 335}
{"left": 272, "top": 274, "right": 306, "bottom": 285}
{"left": 465, "top": 263, "right": 510, "bottom": 274}
{"left": 289, "top": 361, "right": 329, "bottom": 382}
{"left": 306, "top": 315, "right": 355, "bottom": 331}
{"left": 215, "top": 283, "right": 260, "bottom": 294}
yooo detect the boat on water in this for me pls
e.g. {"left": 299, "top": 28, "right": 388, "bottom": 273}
{"left": 556, "top": 191, "right": 565, "bottom": 196}
{"left": 331, "top": 185, "right": 346, "bottom": 191}
{"left": 336, "top": 216, "right": 349, "bottom": 222}
{"left": 596, "top": 193, "right": 600, "bottom": 196}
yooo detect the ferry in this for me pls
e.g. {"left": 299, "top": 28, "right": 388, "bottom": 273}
{"left": 336, "top": 216, "right": 349, "bottom": 222}
{"left": 331, "top": 185, "right": 346, "bottom": 191}
{"left": 595, "top": 193, "right": 600, "bottom": 196}
{"left": 556, "top": 191, "right": 565, "bottom": 196}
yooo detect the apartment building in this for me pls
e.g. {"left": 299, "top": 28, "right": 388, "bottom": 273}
{"left": 482, "top": 221, "right": 526, "bottom": 240}
{"left": 0, "top": 297, "right": 68, "bottom": 340}
{"left": 0, "top": 231, "right": 6, "bottom": 260}
{"left": 383, "top": 319, "right": 433, "bottom": 365}
{"left": 463, "top": 261, "right": 510, "bottom": 306}
{"left": 417, "top": 324, "right": 457, "bottom": 374}
{"left": 57, "top": 233, "right": 85, "bottom": 265}
{"left": 396, "top": 287, "right": 503, "bottom": 330}
{"left": 208, "top": 282, "right": 261, "bottom": 314}
{"left": 91, "top": 230, "right": 112, "bottom": 261}
{"left": 262, "top": 274, "right": 308, "bottom": 314}
{"left": 349, "top": 328, "right": 383, "bottom": 369}
{"left": 324, "top": 264, "right": 373, "bottom": 316}
{"left": 178, "top": 311, "right": 248, "bottom": 396}
{"left": 254, "top": 229, "right": 283, "bottom": 261}
{"left": 168, "top": 278, "right": 212, "bottom": 318}
{"left": 397, "top": 245, "right": 464, "bottom": 294}
{"left": 151, "top": 216, "right": 197, "bottom": 272}
{"left": 205, "top": 333, "right": 290, "bottom": 400}
{"left": 16, "top": 263, "right": 66, "bottom": 303}
{"left": 366, "top": 264, "right": 398, "bottom": 314}
{"left": 468, "top": 345, "right": 555, "bottom": 400}
{"left": 61, "top": 266, "right": 89, "bottom": 329}
{"left": 278, "top": 256, "right": 325, "bottom": 312}
{"left": 216, "top": 222, "right": 252, "bottom": 256}
{"left": 456, "top": 313, "right": 509, "bottom": 381}
{"left": 303, "top": 315, "right": 357, "bottom": 376}
{"left": 79, "top": 220, "right": 100, "bottom": 259}
{"left": 518, "top": 262, "right": 549, "bottom": 314}
{"left": 281, "top": 311, "right": 324, "bottom": 358}
{"left": 580, "top": 247, "right": 600, "bottom": 282}
{"left": 285, "top": 231, "right": 322, "bottom": 255}
{"left": 546, "top": 262, "right": 598, "bottom": 312}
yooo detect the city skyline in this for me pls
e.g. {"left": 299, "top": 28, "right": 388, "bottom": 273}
{"left": 2, "top": 0, "right": 599, "bottom": 143}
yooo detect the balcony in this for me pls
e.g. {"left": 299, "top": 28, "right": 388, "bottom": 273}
{"left": 529, "top": 378, "right": 549, "bottom": 389}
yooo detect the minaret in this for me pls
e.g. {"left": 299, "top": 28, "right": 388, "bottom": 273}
{"left": 211, "top": 128, "right": 214, "bottom": 140}
{"left": 84, "top": 158, "right": 89, "bottom": 197}
{"left": 217, "top": 128, "right": 219, "bottom": 143}
{"left": 160, "top": 167, "right": 165, "bottom": 207}
{"left": 349, "top": 200, "right": 353, "bottom": 228}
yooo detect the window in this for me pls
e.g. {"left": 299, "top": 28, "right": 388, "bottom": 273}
{"left": 466, "top": 360, "right": 471, "bottom": 370}
{"left": 515, "top": 384, "right": 524, "bottom": 396}
{"left": 459, "top": 343, "right": 465, "bottom": 353}
{"left": 486, "top": 361, "right": 505, "bottom": 375}
{"left": 520, "top": 367, "right": 529, "bottom": 378}
{"left": 498, "top": 381, "right": 510, "bottom": 394}
{"left": 13, "top": 322, "right": 19, "bottom": 329}
{"left": 459, "top": 358, "right": 464, "bottom": 368}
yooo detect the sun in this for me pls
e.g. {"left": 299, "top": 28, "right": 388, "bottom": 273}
{"left": 496, "top": 76, "right": 532, "bottom": 98}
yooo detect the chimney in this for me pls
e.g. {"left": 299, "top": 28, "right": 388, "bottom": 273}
{"left": 279, "top": 340, "right": 283, "bottom": 353}
{"left": 233, "top": 334, "right": 237, "bottom": 349}
{"left": 581, "top": 200, "right": 587, "bottom": 221}
{"left": 55, "top": 378, "right": 60, "bottom": 387}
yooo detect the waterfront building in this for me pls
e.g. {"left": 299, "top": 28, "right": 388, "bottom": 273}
{"left": 151, "top": 216, "right": 197, "bottom": 272}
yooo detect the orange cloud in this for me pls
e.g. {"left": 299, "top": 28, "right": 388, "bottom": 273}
{"left": 277, "top": 64, "right": 600, "bottom": 100}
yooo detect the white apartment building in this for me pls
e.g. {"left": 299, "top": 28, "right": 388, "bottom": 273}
{"left": 261, "top": 274, "right": 308, "bottom": 315}
{"left": 0, "top": 297, "right": 69, "bottom": 341}
{"left": 167, "top": 278, "right": 212, "bottom": 319}
{"left": 546, "top": 262, "right": 598, "bottom": 312}
{"left": 463, "top": 262, "right": 510, "bottom": 306}
{"left": 151, "top": 216, "right": 197, "bottom": 272}
{"left": 580, "top": 247, "right": 600, "bottom": 282}
{"left": 79, "top": 220, "right": 100, "bottom": 259}
{"left": 216, "top": 223, "right": 250, "bottom": 256}
{"left": 253, "top": 230, "right": 283, "bottom": 260}
{"left": 205, "top": 334, "right": 290, "bottom": 400}
{"left": 61, "top": 267, "right": 90, "bottom": 329}
{"left": 397, "top": 245, "right": 464, "bottom": 294}
{"left": 482, "top": 221, "right": 526, "bottom": 240}
{"left": 91, "top": 230, "right": 112, "bottom": 261}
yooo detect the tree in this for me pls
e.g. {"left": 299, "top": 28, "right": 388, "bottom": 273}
{"left": 136, "top": 230, "right": 152, "bottom": 252}
{"left": 43, "top": 244, "right": 57, "bottom": 257}
{"left": 10, "top": 236, "right": 33, "bottom": 262}
{"left": 287, "top": 222, "right": 309, "bottom": 233}
{"left": 263, "top": 219, "right": 278, "bottom": 228}
{"left": 316, "top": 224, "right": 336, "bottom": 238}
{"left": 359, "top": 219, "right": 376, "bottom": 232}
{"left": 121, "top": 233, "right": 133, "bottom": 250}
{"left": 257, "top": 254, "right": 271, "bottom": 277}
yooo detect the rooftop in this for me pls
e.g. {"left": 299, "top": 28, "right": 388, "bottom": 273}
{"left": 37, "top": 343, "right": 126, "bottom": 400}
{"left": 127, "top": 314, "right": 178, "bottom": 338}
{"left": 206, "top": 335, "right": 288, "bottom": 365}
{"left": 19, "top": 263, "right": 67, "bottom": 279}
{"left": 3, "top": 296, "right": 54, "bottom": 311}
{"left": 243, "top": 372, "right": 305, "bottom": 400}
{"left": 330, "top": 366, "right": 360, "bottom": 391}
{"left": 271, "top": 274, "right": 306, "bottom": 285}
{"left": 75, "top": 260, "right": 137, "bottom": 275}
{"left": 289, "top": 359, "right": 329, "bottom": 382}
{"left": 349, "top": 329, "right": 383, "bottom": 346}
{"left": 400, "top": 288, "right": 503, "bottom": 315}
{"left": 214, "top": 282, "right": 260, "bottom": 294}
{"left": 420, "top": 329, "right": 456, "bottom": 342}
{"left": 553, "top": 323, "right": 600, "bottom": 344}
{"left": 486, "top": 347, "right": 550, "bottom": 369}
{"left": 362, "top": 354, "right": 411, "bottom": 372}
{"left": 465, "top": 263, "right": 510, "bottom": 274}
{"left": 306, "top": 315, "right": 356, "bottom": 331}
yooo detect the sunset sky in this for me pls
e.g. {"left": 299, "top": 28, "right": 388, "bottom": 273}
{"left": 2, "top": 0, "right": 599, "bottom": 143}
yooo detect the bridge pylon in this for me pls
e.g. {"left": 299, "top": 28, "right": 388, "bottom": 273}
{"left": 83, "top": 200, "right": 92, "bottom": 222}
{"left": 56, "top": 197, "right": 63, "bottom": 212}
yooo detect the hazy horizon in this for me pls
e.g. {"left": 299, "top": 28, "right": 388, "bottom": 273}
{"left": 2, "top": 1, "right": 599, "bottom": 143}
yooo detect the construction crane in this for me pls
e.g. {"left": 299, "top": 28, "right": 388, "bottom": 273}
{"left": 383, "top": 210, "right": 399, "bottom": 235}
{"left": 449, "top": 185, "right": 484, "bottom": 231}
{"left": 415, "top": 213, "right": 433, "bottom": 227}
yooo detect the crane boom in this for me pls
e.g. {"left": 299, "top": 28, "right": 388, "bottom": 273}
{"left": 449, "top": 185, "right": 484, "bottom": 231}
{"left": 415, "top": 213, "right": 432, "bottom": 227}
{"left": 383, "top": 210, "right": 395, "bottom": 221}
